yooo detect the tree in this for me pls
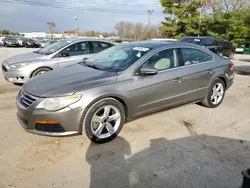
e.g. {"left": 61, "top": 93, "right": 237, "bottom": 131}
{"left": 211, "top": 0, "right": 249, "bottom": 12}
{"left": 1, "top": 29, "right": 10, "bottom": 35}
{"left": 204, "top": 8, "right": 250, "bottom": 46}
{"left": 47, "top": 22, "right": 56, "bottom": 39}
{"left": 160, "top": 0, "right": 202, "bottom": 38}
{"left": 115, "top": 21, "right": 161, "bottom": 40}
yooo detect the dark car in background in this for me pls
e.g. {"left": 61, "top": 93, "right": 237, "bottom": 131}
{"left": 178, "top": 36, "right": 235, "bottom": 58}
{"left": 22, "top": 38, "right": 41, "bottom": 48}
{"left": 218, "top": 40, "right": 235, "bottom": 58}
{"left": 3, "top": 36, "right": 19, "bottom": 47}
{"left": 178, "top": 36, "right": 222, "bottom": 55}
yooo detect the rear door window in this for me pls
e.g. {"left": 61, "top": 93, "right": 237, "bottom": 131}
{"left": 64, "top": 42, "right": 90, "bottom": 56}
{"left": 181, "top": 48, "right": 213, "bottom": 66}
{"left": 200, "top": 38, "right": 213, "bottom": 46}
{"left": 91, "top": 41, "right": 113, "bottom": 53}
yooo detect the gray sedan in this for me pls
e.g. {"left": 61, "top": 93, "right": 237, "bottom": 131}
{"left": 1, "top": 38, "right": 114, "bottom": 83}
{"left": 16, "top": 41, "right": 234, "bottom": 143}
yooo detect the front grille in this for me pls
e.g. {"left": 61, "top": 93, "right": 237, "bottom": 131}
{"left": 18, "top": 90, "right": 37, "bottom": 108}
{"left": 35, "top": 124, "right": 65, "bottom": 132}
{"left": 2, "top": 64, "right": 7, "bottom": 72}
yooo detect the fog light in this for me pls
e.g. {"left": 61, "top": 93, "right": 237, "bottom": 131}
{"left": 35, "top": 120, "right": 59, "bottom": 125}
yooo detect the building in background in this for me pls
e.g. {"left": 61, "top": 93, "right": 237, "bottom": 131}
{"left": 19, "top": 32, "right": 63, "bottom": 39}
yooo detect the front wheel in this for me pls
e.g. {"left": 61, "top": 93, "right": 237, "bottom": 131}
{"left": 201, "top": 78, "right": 225, "bottom": 108}
{"left": 31, "top": 67, "right": 51, "bottom": 78}
{"left": 83, "top": 98, "right": 125, "bottom": 143}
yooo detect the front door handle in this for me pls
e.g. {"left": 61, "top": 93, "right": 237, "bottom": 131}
{"left": 173, "top": 78, "right": 181, "bottom": 83}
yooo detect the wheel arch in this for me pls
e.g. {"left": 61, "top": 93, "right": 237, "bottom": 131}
{"left": 30, "top": 66, "right": 53, "bottom": 78}
{"left": 79, "top": 94, "right": 132, "bottom": 134}
{"left": 83, "top": 94, "right": 131, "bottom": 119}
{"left": 217, "top": 76, "right": 227, "bottom": 88}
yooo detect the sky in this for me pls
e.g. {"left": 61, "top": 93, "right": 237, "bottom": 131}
{"left": 0, "top": 0, "right": 165, "bottom": 33}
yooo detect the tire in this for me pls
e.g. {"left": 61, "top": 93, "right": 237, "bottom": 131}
{"left": 201, "top": 78, "right": 226, "bottom": 108}
{"left": 83, "top": 98, "right": 125, "bottom": 144}
{"left": 4, "top": 43, "right": 7, "bottom": 47}
{"left": 31, "top": 67, "right": 51, "bottom": 78}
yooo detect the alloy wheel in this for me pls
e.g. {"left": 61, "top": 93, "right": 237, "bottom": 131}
{"left": 90, "top": 105, "right": 121, "bottom": 139}
{"left": 210, "top": 83, "right": 224, "bottom": 105}
{"left": 37, "top": 71, "right": 46, "bottom": 76}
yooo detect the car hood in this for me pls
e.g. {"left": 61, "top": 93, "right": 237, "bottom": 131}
{"left": 4, "top": 52, "right": 47, "bottom": 65}
{"left": 23, "top": 64, "right": 118, "bottom": 97}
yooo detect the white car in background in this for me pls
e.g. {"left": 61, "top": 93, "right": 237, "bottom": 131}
{"left": 0, "top": 36, "right": 6, "bottom": 46}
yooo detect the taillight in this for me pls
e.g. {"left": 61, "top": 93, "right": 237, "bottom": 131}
{"left": 229, "top": 61, "right": 234, "bottom": 70}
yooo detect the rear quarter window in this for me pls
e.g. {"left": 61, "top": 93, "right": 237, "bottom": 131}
{"left": 181, "top": 48, "right": 213, "bottom": 66}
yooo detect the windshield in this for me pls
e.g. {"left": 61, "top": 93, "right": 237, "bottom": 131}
{"left": 180, "top": 37, "right": 213, "bottom": 46}
{"left": 36, "top": 40, "right": 71, "bottom": 55}
{"left": 84, "top": 45, "right": 151, "bottom": 72}
{"left": 180, "top": 38, "right": 202, "bottom": 45}
{"left": 6, "top": 37, "right": 16, "bottom": 41}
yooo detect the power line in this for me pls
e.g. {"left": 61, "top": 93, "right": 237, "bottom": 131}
{"left": 55, "top": 0, "right": 161, "bottom": 8}
{"left": 0, "top": 0, "right": 163, "bottom": 15}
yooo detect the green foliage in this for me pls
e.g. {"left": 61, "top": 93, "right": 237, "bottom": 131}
{"left": 204, "top": 8, "right": 250, "bottom": 46}
{"left": 161, "top": 0, "right": 250, "bottom": 46}
{"left": 1, "top": 29, "right": 10, "bottom": 35}
{"left": 161, "top": 0, "right": 202, "bottom": 38}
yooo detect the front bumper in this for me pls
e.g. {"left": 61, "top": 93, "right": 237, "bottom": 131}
{"left": 16, "top": 91, "right": 84, "bottom": 136}
{"left": 2, "top": 62, "right": 31, "bottom": 83}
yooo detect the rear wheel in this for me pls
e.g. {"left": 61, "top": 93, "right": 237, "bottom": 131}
{"left": 31, "top": 68, "right": 51, "bottom": 78}
{"left": 201, "top": 78, "right": 225, "bottom": 108}
{"left": 83, "top": 98, "right": 125, "bottom": 144}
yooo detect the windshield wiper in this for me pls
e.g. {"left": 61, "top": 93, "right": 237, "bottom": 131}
{"left": 86, "top": 64, "right": 101, "bottom": 70}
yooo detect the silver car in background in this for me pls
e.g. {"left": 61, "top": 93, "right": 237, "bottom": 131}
{"left": 1, "top": 38, "right": 114, "bottom": 83}
{"left": 16, "top": 41, "right": 234, "bottom": 143}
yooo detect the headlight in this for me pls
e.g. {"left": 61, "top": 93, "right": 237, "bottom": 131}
{"left": 9, "top": 62, "right": 31, "bottom": 69}
{"left": 36, "top": 95, "right": 81, "bottom": 111}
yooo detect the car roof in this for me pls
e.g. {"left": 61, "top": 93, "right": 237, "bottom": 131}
{"left": 60, "top": 38, "right": 114, "bottom": 43}
{"left": 119, "top": 40, "right": 206, "bottom": 50}
{"left": 180, "top": 36, "right": 215, "bottom": 39}
{"left": 120, "top": 41, "right": 176, "bottom": 49}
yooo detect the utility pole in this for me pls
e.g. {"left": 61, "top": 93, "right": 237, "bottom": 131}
{"left": 147, "top": 9, "right": 154, "bottom": 39}
{"left": 74, "top": 16, "right": 78, "bottom": 37}
{"left": 198, "top": 1, "right": 205, "bottom": 37}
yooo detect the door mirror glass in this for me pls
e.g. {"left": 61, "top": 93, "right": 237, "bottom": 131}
{"left": 140, "top": 66, "right": 158, "bottom": 76}
{"left": 60, "top": 51, "right": 70, "bottom": 57}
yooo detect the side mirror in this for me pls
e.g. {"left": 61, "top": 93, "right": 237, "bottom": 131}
{"left": 139, "top": 66, "right": 158, "bottom": 76}
{"left": 60, "top": 51, "right": 69, "bottom": 57}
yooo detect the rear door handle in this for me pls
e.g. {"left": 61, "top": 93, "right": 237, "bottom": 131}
{"left": 173, "top": 78, "right": 181, "bottom": 83}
